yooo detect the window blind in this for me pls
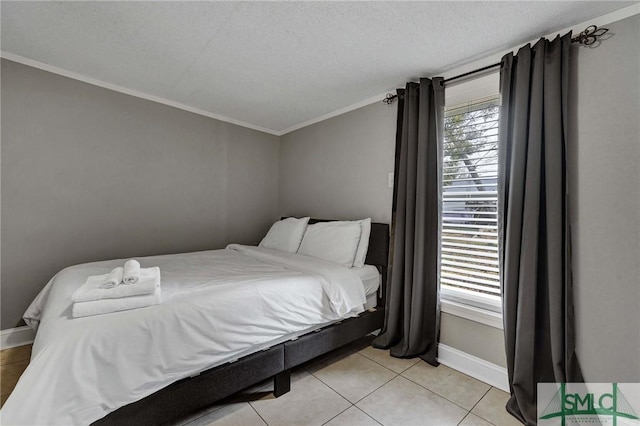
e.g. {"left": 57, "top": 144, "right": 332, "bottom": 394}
{"left": 441, "top": 96, "right": 500, "bottom": 297}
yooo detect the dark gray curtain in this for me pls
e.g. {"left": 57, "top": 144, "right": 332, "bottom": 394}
{"left": 498, "top": 33, "right": 582, "bottom": 425}
{"left": 373, "top": 78, "right": 444, "bottom": 366}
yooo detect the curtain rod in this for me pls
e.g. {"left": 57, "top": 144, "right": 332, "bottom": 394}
{"left": 383, "top": 24, "right": 609, "bottom": 105}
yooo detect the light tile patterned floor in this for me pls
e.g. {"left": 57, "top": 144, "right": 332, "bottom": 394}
{"left": 0, "top": 339, "right": 520, "bottom": 425}
{"left": 174, "top": 337, "right": 521, "bottom": 426}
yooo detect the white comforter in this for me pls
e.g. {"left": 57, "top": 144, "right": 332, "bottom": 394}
{"left": 1, "top": 245, "right": 366, "bottom": 426}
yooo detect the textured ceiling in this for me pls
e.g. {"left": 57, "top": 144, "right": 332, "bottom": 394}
{"left": 1, "top": 1, "right": 635, "bottom": 134}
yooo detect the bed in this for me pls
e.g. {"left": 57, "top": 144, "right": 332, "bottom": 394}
{"left": 1, "top": 219, "right": 389, "bottom": 426}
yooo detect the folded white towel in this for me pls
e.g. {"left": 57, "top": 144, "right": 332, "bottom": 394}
{"left": 123, "top": 259, "right": 141, "bottom": 285}
{"left": 72, "top": 278, "right": 161, "bottom": 318}
{"left": 72, "top": 267, "right": 161, "bottom": 303}
{"left": 98, "top": 267, "right": 124, "bottom": 289}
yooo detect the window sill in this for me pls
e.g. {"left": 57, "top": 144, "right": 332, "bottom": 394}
{"left": 441, "top": 299, "right": 503, "bottom": 330}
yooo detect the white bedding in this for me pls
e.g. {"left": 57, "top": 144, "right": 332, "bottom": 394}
{"left": 355, "top": 265, "right": 381, "bottom": 297}
{"left": 1, "top": 245, "right": 368, "bottom": 426}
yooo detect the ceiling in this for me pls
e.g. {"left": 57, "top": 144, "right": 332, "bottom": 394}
{"left": 1, "top": 1, "right": 635, "bottom": 135}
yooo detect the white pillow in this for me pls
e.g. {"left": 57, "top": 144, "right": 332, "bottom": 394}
{"left": 259, "top": 217, "right": 310, "bottom": 253}
{"left": 306, "top": 218, "right": 371, "bottom": 267}
{"left": 297, "top": 221, "right": 362, "bottom": 267}
{"left": 353, "top": 218, "right": 371, "bottom": 268}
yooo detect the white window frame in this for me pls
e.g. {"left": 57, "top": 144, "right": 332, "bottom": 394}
{"left": 439, "top": 70, "right": 503, "bottom": 329}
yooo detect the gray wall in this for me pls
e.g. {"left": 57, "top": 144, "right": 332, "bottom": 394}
{"left": 278, "top": 14, "right": 640, "bottom": 374}
{"left": 280, "top": 95, "right": 508, "bottom": 367}
{"left": 440, "top": 314, "right": 506, "bottom": 367}
{"left": 1, "top": 59, "right": 279, "bottom": 329}
{"left": 2, "top": 13, "right": 638, "bottom": 379}
{"left": 279, "top": 101, "right": 396, "bottom": 224}
{"left": 569, "top": 14, "right": 640, "bottom": 382}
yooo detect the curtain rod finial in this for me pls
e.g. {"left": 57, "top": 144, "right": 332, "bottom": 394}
{"left": 383, "top": 93, "right": 398, "bottom": 105}
{"left": 571, "top": 25, "right": 609, "bottom": 45}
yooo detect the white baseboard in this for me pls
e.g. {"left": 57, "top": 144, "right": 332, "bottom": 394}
{"left": 438, "top": 343, "right": 509, "bottom": 392}
{"left": 1, "top": 326, "right": 35, "bottom": 349}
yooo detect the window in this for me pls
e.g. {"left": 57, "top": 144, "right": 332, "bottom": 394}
{"left": 440, "top": 74, "right": 501, "bottom": 314}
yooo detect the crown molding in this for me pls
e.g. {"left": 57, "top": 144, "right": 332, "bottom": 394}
{"left": 278, "top": 89, "right": 396, "bottom": 136}
{"left": 439, "top": 3, "right": 640, "bottom": 81}
{"left": 2, "top": 3, "right": 637, "bottom": 137}
{"left": 0, "top": 51, "right": 280, "bottom": 136}
{"left": 281, "top": 3, "right": 640, "bottom": 135}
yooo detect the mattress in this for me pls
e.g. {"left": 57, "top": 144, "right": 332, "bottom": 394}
{"left": 2, "top": 245, "right": 372, "bottom": 426}
{"left": 354, "top": 265, "right": 381, "bottom": 309}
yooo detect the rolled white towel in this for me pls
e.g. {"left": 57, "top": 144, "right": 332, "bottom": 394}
{"left": 72, "top": 267, "right": 160, "bottom": 303}
{"left": 123, "top": 259, "right": 141, "bottom": 285}
{"left": 98, "top": 267, "right": 124, "bottom": 289}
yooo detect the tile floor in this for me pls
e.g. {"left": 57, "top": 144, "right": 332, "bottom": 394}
{"left": 172, "top": 336, "right": 521, "bottom": 426}
{"left": 0, "top": 338, "right": 520, "bottom": 425}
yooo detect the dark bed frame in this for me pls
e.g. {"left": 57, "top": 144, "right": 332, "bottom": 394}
{"left": 94, "top": 219, "right": 389, "bottom": 425}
